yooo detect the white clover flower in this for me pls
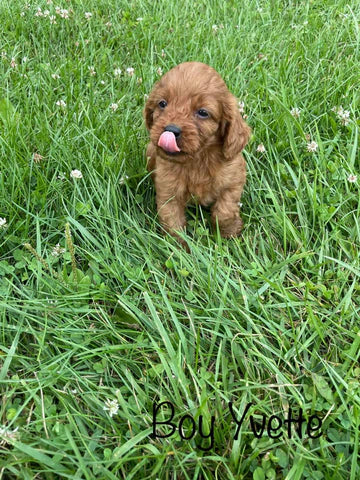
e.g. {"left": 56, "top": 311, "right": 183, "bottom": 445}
{"left": 51, "top": 73, "right": 60, "bottom": 79}
{"left": 119, "top": 175, "right": 129, "bottom": 184}
{"left": 55, "top": 6, "right": 61, "bottom": 15}
{"left": 290, "top": 107, "right": 301, "bottom": 118}
{"left": 238, "top": 101, "right": 245, "bottom": 114}
{"left": 212, "top": 24, "right": 219, "bottom": 32}
{"left": 33, "top": 153, "right": 43, "bottom": 163}
{"left": 1, "top": 51, "right": 7, "bottom": 59}
{"left": 52, "top": 243, "right": 65, "bottom": 256}
{"left": 114, "top": 68, "right": 122, "bottom": 77}
{"left": 256, "top": 143, "right": 266, "bottom": 153}
{"left": 20, "top": 12, "right": 26, "bottom": 17}
{"left": 84, "top": 12, "right": 92, "bottom": 20}
{"left": 0, "top": 217, "right": 7, "bottom": 229}
{"left": 307, "top": 141, "right": 318, "bottom": 152}
{"left": 88, "top": 66, "right": 96, "bottom": 76}
{"left": 49, "top": 15, "right": 56, "bottom": 24}
{"left": 332, "top": 106, "right": 351, "bottom": 125}
{"left": 43, "top": 9, "right": 50, "bottom": 17}
{"left": 136, "top": 17, "right": 143, "bottom": 21}
{"left": 35, "top": 8, "right": 43, "bottom": 17}
{"left": 0, "top": 426, "right": 19, "bottom": 443}
{"left": 340, "top": 113, "right": 350, "bottom": 126}
{"left": 60, "top": 9, "right": 69, "bottom": 19}
{"left": 338, "top": 108, "right": 350, "bottom": 126}
{"left": 56, "top": 99, "right": 66, "bottom": 108}
{"left": 10, "top": 58, "right": 17, "bottom": 68}
{"left": 103, "top": 398, "right": 119, "bottom": 417}
{"left": 144, "top": 93, "right": 149, "bottom": 100}
{"left": 110, "top": 103, "right": 119, "bottom": 112}
{"left": 126, "top": 67, "right": 134, "bottom": 76}
{"left": 70, "top": 169, "right": 83, "bottom": 179}
{"left": 157, "top": 67, "right": 163, "bottom": 76}
{"left": 347, "top": 174, "right": 357, "bottom": 183}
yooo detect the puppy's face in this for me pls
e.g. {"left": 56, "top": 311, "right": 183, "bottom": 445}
{"left": 144, "top": 62, "right": 250, "bottom": 162}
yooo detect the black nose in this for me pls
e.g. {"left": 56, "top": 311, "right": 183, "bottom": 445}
{"left": 164, "top": 124, "right": 181, "bottom": 138}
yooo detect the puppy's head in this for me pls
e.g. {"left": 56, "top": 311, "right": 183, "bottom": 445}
{"left": 144, "top": 62, "right": 250, "bottom": 161}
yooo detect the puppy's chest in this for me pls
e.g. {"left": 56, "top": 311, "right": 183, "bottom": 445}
{"left": 184, "top": 167, "right": 218, "bottom": 206}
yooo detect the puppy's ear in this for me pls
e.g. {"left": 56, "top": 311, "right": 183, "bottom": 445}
{"left": 221, "top": 95, "right": 251, "bottom": 160}
{"left": 144, "top": 95, "right": 154, "bottom": 130}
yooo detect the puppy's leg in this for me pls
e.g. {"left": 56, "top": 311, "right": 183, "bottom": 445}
{"left": 157, "top": 194, "right": 187, "bottom": 245}
{"left": 211, "top": 189, "right": 243, "bottom": 238}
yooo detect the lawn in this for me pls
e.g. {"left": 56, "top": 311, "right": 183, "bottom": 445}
{"left": 0, "top": 0, "right": 359, "bottom": 478}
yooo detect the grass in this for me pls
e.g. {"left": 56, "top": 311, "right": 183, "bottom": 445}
{"left": 0, "top": 0, "right": 359, "bottom": 478}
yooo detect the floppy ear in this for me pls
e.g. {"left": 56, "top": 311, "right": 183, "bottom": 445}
{"left": 144, "top": 95, "right": 154, "bottom": 131}
{"left": 221, "top": 95, "right": 251, "bottom": 160}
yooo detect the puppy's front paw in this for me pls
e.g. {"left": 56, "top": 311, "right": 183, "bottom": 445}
{"left": 216, "top": 216, "right": 244, "bottom": 238}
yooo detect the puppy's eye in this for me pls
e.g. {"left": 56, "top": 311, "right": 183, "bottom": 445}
{"left": 158, "top": 100, "right": 167, "bottom": 109}
{"left": 196, "top": 109, "right": 210, "bottom": 118}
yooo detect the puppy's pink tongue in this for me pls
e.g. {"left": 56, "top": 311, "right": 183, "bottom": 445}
{"left": 158, "top": 131, "right": 181, "bottom": 153}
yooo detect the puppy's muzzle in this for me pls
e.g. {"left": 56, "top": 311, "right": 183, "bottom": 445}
{"left": 164, "top": 124, "right": 182, "bottom": 139}
{"left": 158, "top": 124, "right": 182, "bottom": 154}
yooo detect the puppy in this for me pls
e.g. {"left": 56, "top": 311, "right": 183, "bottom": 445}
{"left": 144, "top": 62, "right": 250, "bottom": 245}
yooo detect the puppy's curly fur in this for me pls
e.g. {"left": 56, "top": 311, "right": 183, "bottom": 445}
{"left": 144, "top": 62, "right": 250, "bottom": 244}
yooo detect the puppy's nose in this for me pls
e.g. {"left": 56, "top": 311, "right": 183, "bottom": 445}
{"left": 164, "top": 124, "right": 182, "bottom": 138}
